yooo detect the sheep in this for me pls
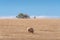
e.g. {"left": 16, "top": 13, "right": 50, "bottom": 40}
{"left": 27, "top": 27, "right": 34, "bottom": 33}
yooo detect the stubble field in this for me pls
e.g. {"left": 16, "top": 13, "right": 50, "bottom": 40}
{"left": 0, "top": 19, "right": 60, "bottom": 40}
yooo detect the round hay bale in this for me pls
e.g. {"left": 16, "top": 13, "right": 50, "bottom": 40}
{"left": 27, "top": 27, "right": 34, "bottom": 33}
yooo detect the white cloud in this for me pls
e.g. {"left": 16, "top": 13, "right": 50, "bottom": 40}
{"left": 30, "top": 16, "right": 60, "bottom": 19}
{"left": 0, "top": 16, "right": 16, "bottom": 19}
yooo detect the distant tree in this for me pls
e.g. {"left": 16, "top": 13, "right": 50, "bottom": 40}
{"left": 16, "top": 13, "right": 30, "bottom": 19}
{"left": 34, "top": 16, "right": 36, "bottom": 19}
{"left": 16, "top": 13, "right": 24, "bottom": 18}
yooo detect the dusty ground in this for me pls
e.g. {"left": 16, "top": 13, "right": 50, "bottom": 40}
{"left": 0, "top": 19, "right": 60, "bottom": 40}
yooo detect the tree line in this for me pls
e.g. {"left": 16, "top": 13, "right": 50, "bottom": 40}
{"left": 16, "top": 13, "right": 36, "bottom": 19}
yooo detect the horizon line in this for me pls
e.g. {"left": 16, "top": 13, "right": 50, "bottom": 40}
{"left": 0, "top": 16, "right": 60, "bottom": 19}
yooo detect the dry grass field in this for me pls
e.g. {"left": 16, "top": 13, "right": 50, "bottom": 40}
{"left": 0, "top": 19, "right": 60, "bottom": 40}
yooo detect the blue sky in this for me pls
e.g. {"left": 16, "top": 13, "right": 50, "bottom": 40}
{"left": 0, "top": 0, "right": 60, "bottom": 16}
